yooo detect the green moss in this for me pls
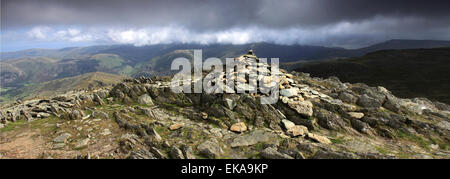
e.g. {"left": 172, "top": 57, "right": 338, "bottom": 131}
{"left": 375, "top": 146, "right": 390, "bottom": 155}
{"left": 0, "top": 120, "right": 27, "bottom": 133}
{"left": 330, "top": 138, "right": 345, "bottom": 144}
{"left": 395, "top": 130, "right": 432, "bottom": 150}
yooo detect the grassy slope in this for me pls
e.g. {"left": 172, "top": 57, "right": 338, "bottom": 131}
{"left": 0, "top": 72, "right": 124, "bottom": 104}
{"left": 294, "top": 48, "right": 450, "bottom": 104}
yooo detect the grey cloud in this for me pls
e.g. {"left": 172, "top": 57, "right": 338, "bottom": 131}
{"left": 2, "top": 0, "right": 450, "bottom": 48}
{"left": 3, "top": 0, "right": 450, "bottom": 30}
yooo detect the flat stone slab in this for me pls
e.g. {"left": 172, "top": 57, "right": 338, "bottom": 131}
{"left": 230, "top": 130, "right": 278, "bottom": 147}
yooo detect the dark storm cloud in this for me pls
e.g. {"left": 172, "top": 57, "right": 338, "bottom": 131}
{"left": 2, "top": 0, "right": 450, "bottom": 48}
{"left": 3, "top": 0, "right": 450, "bottom": 30}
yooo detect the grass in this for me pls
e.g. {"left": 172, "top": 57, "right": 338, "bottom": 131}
{"left": 375, "top": 146, "right": 390, "bottom": 155}
{"left": 330, "top": 137, "right": 345, "bottom": 144}
{"left": 0, "top": 120, "right": 27, "bottom": 133}
{"left": 395, "top": 130, "right": 432, "bottom": 150}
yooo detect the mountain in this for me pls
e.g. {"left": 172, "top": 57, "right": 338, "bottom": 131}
{"left": 293, "top": 47, "right": 450, "bottom": 104}
{"left": 357, "top": 39, "right": 450, "bottom": 54}
{"left": 1, "top": 52, "right": 449, "bottom": 159}
{"left": 2, "top": 39, "right": 450, "bottom": 104}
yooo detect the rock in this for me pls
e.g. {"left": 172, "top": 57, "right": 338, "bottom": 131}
{"left": 69, "top": 110, "right": 84, "bottom": 120}
{"left": 281, "top": 119, "right": 295, "bottom": 131}
{"left": 430, "top": 144, "right": 439, "bottom": 150}
{"left": 52, "top": 143, "right": 66, "bottom": 150}
{"left": 169, "top": 146, "right": 185, "bottom": 159}
{"left": 37, "top": 112, "right": 50, "bottom": 118}
{"left": 146, "top": 127, "right": 162, "bottom": 142}
{"left": 93, "top": 94, "right": 104, "bottom": 105}
{"left": 338, "top": 92, "right": 358, "bottom": 104}
{"left": 150, "top": 147, "right": 167, "bottom": 159}
{"left": 129, "top": 150, "right": 156, "bottom": 159}
{"left": 307, "top": 133, "right": 331, "bottom": 144}
{"left": 52, "top": 96, "right": 71, "bottom": 102}
{"left": 281, "top": 96, "right": 289, "bottom": 103}
{"left": 231, "top": 130, "right": 278, "bottom": 147}
{"left": 280, "top": 88, "right": 299, "bottom": 97}
{"left": 312, "top": 150, "right": 356, "bottom": 159}
{"left": 137, "top": 94, "right": 154, "bottom": 106}
{"left": 260, "top": 147, "right": 294, "bottom": 159}
{"left": 92, "top": 111, "right": 109, "bottom": 119}
{"left": 383, "top": 95, "right": 402, "bottom": 112}
{"left": 436, "top": 121, "right": 450, "bottom": 131}
{"left": 288, "top": 125, "right": 308, "bottom": 137}
{"left": 100, "top": 129, "right": 111, "bottom": 136}
{"left": 285, "top": 73, "right": 294, "bottom": 79}
{"left": 169, "top": 122, "right": 184, "bottom": 130}
{"left": 201, "top": 112, "right": 208, "bottom": 119}
{"left": 357, "top": 94, "right": 381, "bottom": 108}
{"left": 348, "top": 112, "right": 364, "bottom": 119}
{"left": 281, "top": 119, "right": 308, "bottom": 137}
{"left": 350, "top": 119, "right": 372, "bottom": 134}
{"left": 224, "top": 98, "right": 236, "bottom": 110}
{"left": 53, "top": 133, "right": 72, "bottom": 143}
{"left": 141, "top": 107, "right": 169, "bottom": 120}
{"left": 181, "top": 145, "right": 196, "bottom": 159}
{"left": 197, "top": 140, "right": 224, "bottom": 159}
{"left": 75, "top": 138, "right": 90, "bottom": 148}
{"left": 230, "top": 122, "right": 247, "bottom": 133}
{"left": 287, "top": 101, "right": 313, "bottom": 117}
{"left": 0, "top": 123, "right": 4, "bottom": 129}
{"left": 315, "top": 108, "right": 345, "bottom": 130}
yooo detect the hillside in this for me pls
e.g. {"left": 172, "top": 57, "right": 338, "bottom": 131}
{"left": 293, "top": 48, "right": 450, "bottom": 104}
{"left": 2, "top": 39, "right": 450, "bottom": 105}
{"left": 0, "top": 72, "right": 124, "bottom": 105}
{"left": 1, "top": 52, "right": 449, "bottom": 159}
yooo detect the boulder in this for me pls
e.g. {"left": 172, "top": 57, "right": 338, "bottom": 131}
{"left": 69, "top": 109, "right": 85, "bottom": 120}
{"left": 137, "top": 94, "right": 154, "bottom": 106}
{"left": 338, "top": 92, "right": 358, "bottom": 104}
{"left": 181, "top": 145, "right": 196, "bottom": 159}
{"left": 74, "top": 138, "right": 90, "bottom": 148}
{"left": 260, "top": 147, "right": 294, "bottom": 159}
{"left": 315, "top": 108, "right": 345, "bottom": 130}
{"left": 347, "top": 112, "right": 365, "bottom": 119}
{"left": 146, "top": 127, "right": 162, "bottom": 142}
{"left": 224, "top": 98, "right": 236, "bottom": 110}
{"left": 230, "top": 122, "right": 247, "bottom": 133}
{"left": 357, "top": 94, "right": 381, "bottom": 108}
{"left": 231, "top": 130, "right": 278, "bottom": 147}
{"left": 53, "top": 133, "right": 72, "bottom": 143}
{"left": 197, "top": 140, "right": 223, "bottom": 159}
{"left": 93, "top": 94, "right": 104, "bottom": 105}
{"left": 169, "top": 146, "right": 185, "bottom": 159}
{"left": 281, "top": 119, "right": 295, "bottom": 131}
{"left": 287, "top": 101, "right": 313, "bottom": 117}
{"left": 307, "top": 133, "right": 331, "bottom": 144}
{"left": 350, "top": 119, "right": 372, "bottom": 134}
{"left": 288, "top": 125, "right": 308, "bottom": 137}
{"left": 169, "top": 122, "right": 184, "bottom": 130}
{"left": 280, "top": 88, "right": 299, "bottom": 97}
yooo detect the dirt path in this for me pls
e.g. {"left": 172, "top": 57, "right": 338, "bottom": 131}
{"left": 0, "top": 129, "right": 47, "bottom": 159}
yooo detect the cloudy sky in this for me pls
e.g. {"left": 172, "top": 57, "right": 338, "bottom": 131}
{"left": 2, "top": 0, "right": 450, "bottom": 51}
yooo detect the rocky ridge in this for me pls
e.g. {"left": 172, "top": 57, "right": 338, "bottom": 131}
{"left": 1, "top": 51, "right": 449, "bottom": 159}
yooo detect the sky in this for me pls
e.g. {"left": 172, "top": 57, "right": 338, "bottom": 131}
{"left": 2, "top": 0, "right": 450, "bottom": 52}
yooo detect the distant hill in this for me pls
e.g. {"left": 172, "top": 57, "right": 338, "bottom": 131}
{"left": 2, "top": 39, "right": 450, "bottom": 104}
{"left": 0, "top": 72, "right": 124, "bottom": 104}
{"left": 3, "top": 39, "right": 450, "bottom": 62}
{"left": 357, "top": 39, "right": 450, "bottom": 54}
{"left": 293, "top": 47, "right": 450, "bottom": 104}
